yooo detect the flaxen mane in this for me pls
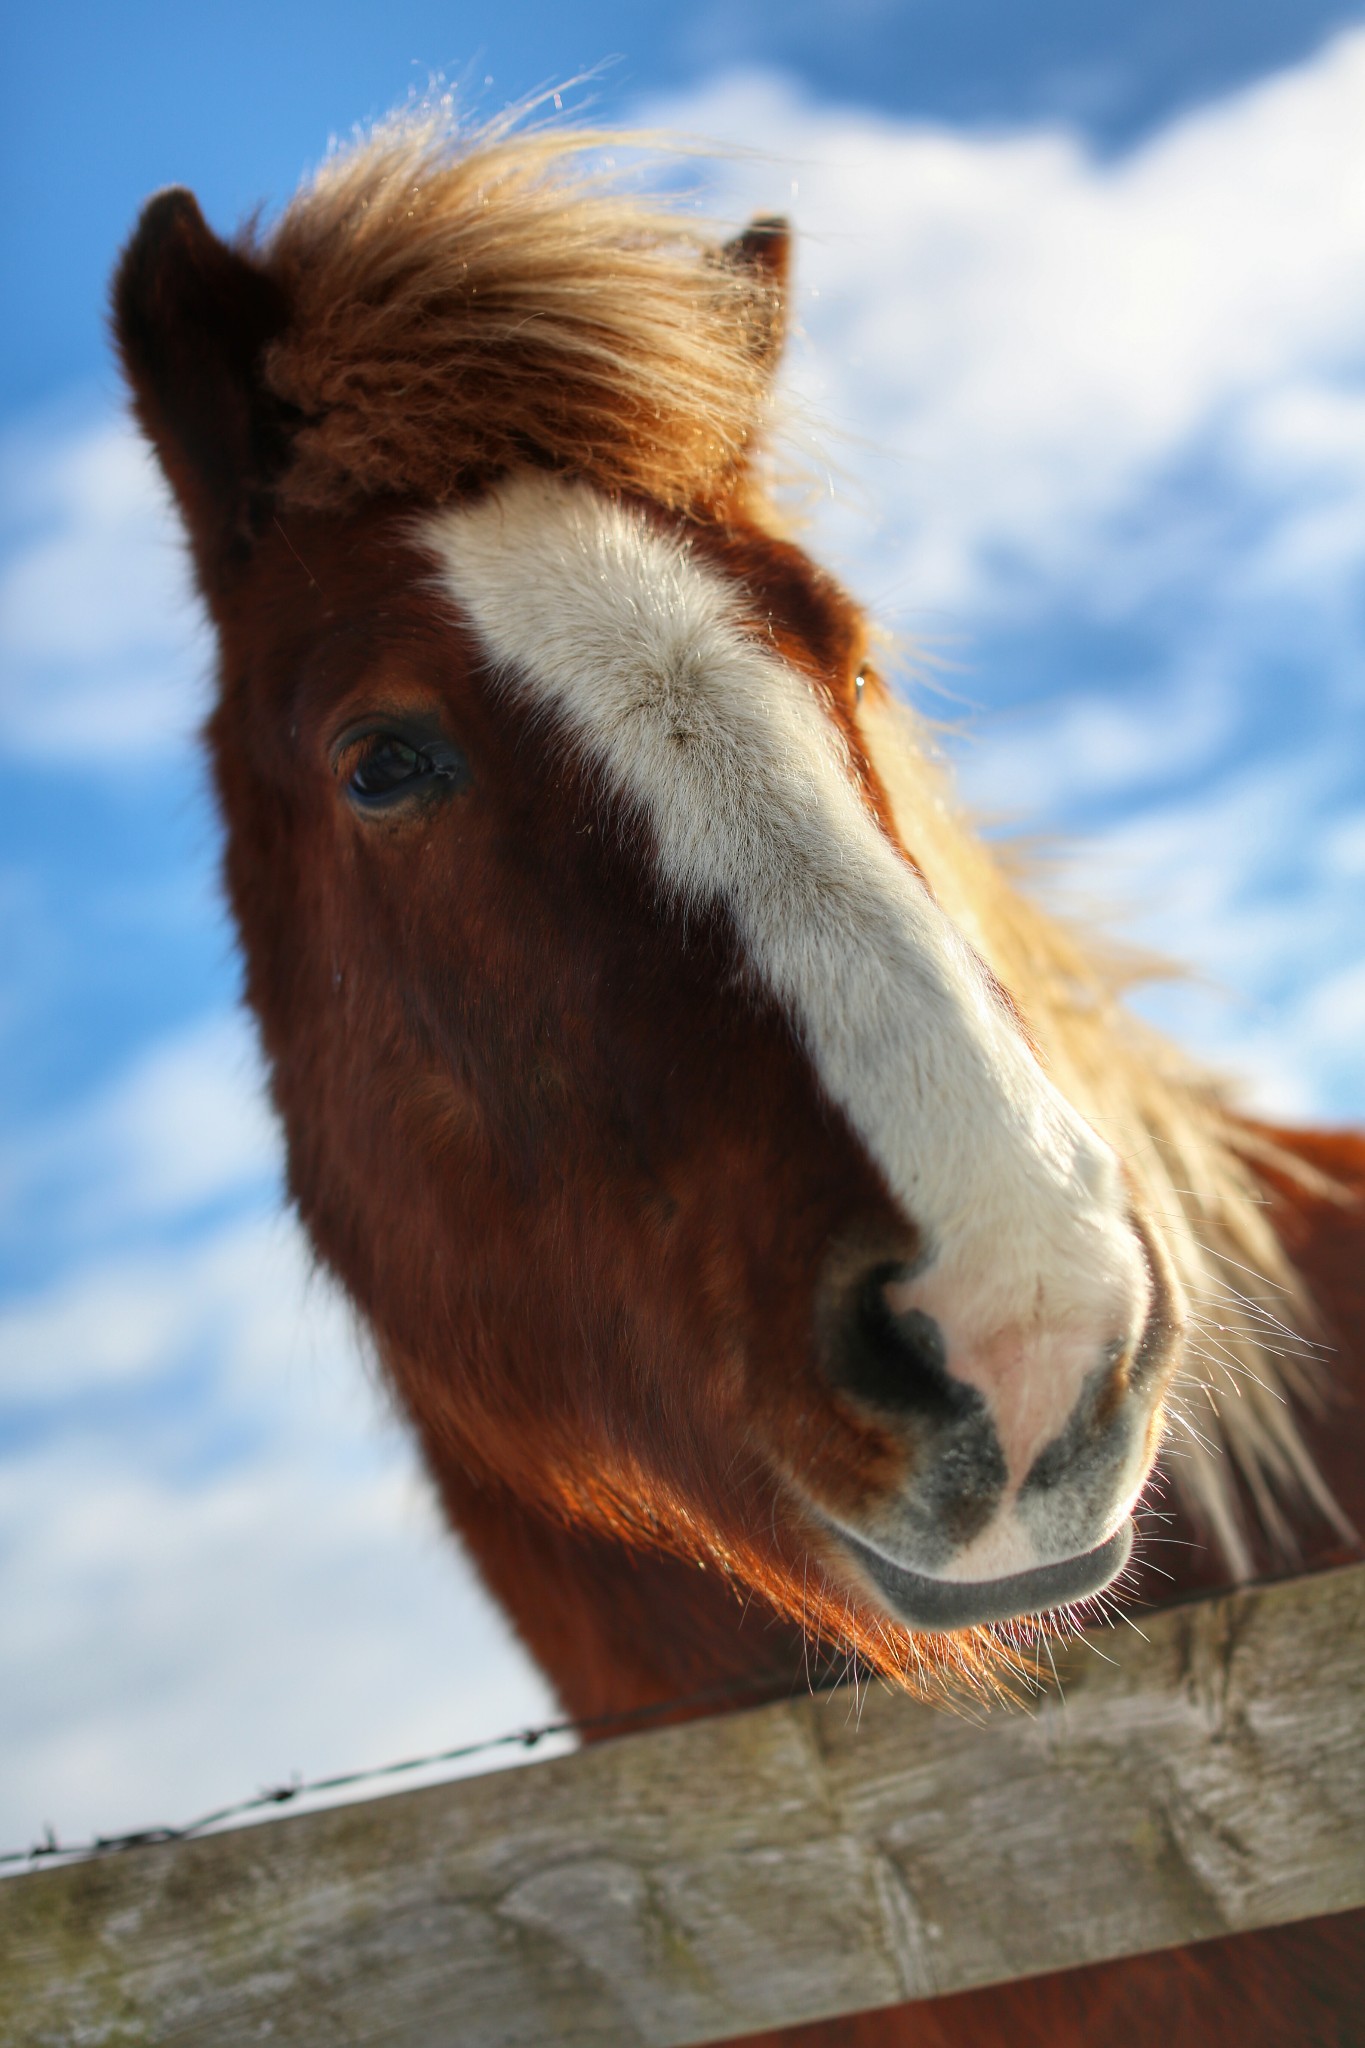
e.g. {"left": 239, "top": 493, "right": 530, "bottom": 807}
{"left": 257, "top": 116, "right": 783, "bottom": 521}
{"left": 226, "top": 113, "right": 1346, "bottom": 1575}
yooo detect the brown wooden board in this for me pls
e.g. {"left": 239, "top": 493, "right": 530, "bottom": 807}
{"left": 3, "top": 1562, "right": 1363, "bottom": 2046}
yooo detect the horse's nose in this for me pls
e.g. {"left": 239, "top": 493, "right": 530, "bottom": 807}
{"left": 828, "top": 1266, "right": 975, "bottom": 1422}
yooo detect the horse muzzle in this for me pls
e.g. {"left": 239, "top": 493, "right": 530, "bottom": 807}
{"left": 802, "top": 1220, "right": 1185, "bottom": 1629}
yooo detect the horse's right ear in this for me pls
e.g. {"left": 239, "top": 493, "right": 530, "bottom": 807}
{"left": 113, "top": 188, "right": 294, "bottom": 590}
{"left": 723, "top": 216, "right": 791, "bottom": 377}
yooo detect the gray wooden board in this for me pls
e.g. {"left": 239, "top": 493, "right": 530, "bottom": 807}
{"left": 3, "top": 1563, "right": 1363, "bottom": 2046}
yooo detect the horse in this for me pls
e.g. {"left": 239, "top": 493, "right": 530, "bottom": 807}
{"left": 113, "top": 113, "right": 1364, "bottom": 2046}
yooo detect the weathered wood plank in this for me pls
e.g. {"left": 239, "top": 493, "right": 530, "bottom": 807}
{"left": 3, "top": 1564, "right": 1363, "bottom": 2046}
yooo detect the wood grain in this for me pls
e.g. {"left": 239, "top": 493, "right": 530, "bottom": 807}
{"left": 3, "top": 1563, "right": 1363, "bottom": 2046}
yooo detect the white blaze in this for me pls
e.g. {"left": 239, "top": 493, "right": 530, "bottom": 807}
{"left": 419, "top": 476, "right": 1150, "bottom": 1467}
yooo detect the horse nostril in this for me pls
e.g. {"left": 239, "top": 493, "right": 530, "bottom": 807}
{"left": 830, "top": 1267, "right": 974, "bottom": 1421}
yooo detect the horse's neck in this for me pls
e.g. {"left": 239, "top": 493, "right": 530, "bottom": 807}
{"left": 428, "top": 1121, "right": 1365, "bottom": 1725}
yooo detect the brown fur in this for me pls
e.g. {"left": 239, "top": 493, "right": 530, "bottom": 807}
{"left": 112, "top": 112, "right": 1365, "bottom": 2048}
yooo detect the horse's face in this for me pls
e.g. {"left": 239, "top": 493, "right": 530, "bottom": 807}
{"left": 206, "top": 470, "right": 1183, "bottom": 1633}
{"left": 117, "top": 187, "right": 1185, "bottom": 1646}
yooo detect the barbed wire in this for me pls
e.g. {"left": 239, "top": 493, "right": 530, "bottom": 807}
{"left": 0, "top": 1664, "right": 850, "bottom": 1875}
{"left": 5, "top": 1511, "right": 1226, "bottom": 1877}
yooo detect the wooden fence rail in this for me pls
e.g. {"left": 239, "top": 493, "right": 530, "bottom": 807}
{"left": 3, "top": 1561, "right": 1364, "bottom": 2046}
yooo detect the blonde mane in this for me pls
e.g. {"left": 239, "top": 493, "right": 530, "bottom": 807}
{"left": 257, "top": 114, "right": 781, "bottom": 520}
{"left": 260, "top": 114, "right": 1342, "bottom": 1576}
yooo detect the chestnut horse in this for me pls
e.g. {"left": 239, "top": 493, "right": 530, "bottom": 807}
{"left": 114, "top": 117, "right": 1363, "bottom": 2046}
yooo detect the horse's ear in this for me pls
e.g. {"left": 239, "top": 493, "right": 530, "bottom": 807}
{"left": 723, "top": 216, "right": 790, "bottom": 375}
{"left": 112, "top": 188, "right": 294, "bottom": 589}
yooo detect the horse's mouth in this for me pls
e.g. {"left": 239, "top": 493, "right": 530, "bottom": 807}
{"left": 823, "top": 1517, "right": 1134, "bottom": 1630}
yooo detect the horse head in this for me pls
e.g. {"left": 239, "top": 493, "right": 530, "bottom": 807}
{"left": 113, "top": 123, "right": 1192, "bottom": 1688}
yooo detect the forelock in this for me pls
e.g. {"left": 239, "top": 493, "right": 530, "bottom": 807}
{"left": 254, "top": 114, "right": 786, "bottom": 520}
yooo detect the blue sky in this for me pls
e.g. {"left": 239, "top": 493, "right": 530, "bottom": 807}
{"left": 2, "top": 4, "right": 1364, "bottom": 1854}
{"left": 4, "top": 0, "right": 1359, "bottom": 409}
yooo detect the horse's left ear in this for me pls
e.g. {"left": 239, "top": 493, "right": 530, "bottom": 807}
{"left": 723, "top": 216, "right": 790, "bottom": 375}
{"left": 112, "top": 187, "right": 295, "bottom": 593}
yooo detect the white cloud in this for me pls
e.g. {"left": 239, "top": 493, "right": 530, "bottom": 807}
{"left": 1228, "top": 382, "right": 1365, "bottom": 642}
{"left": 0, "top": 1203, "right": 563, "bottom": 1852}
{"left": 1, "top": 1012, "right": 280, "bottom": 1247}
{"left": 1, "top": 422, "right": 177, "bottom": 662}
{"left": 651, "top": 32, "right": 1365, "bottom": 624}
{"left": 1, "top": 1211, "right": 319, "bottom": 1407}
{"left": 960, "top": 667, "right": 1236, "bottom": 822}
{"left": 0, "top": 1429, "right": 563, "bottom": 1852}
{"left": 1324, "top": 811, "right": 1365, "bottom": 880}
{"left": 0, "top": 411, "right": 210, "bottom": 758}
{"left": 1015, "top": 742, "right": 1365, "bottom": 1119}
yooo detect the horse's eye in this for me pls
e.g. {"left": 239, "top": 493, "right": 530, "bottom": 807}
{"left": 350, "top": 737, "right": 429, "bottom": 800}
{"left": 339, "top": 725, "right": 469, "bottom": 812}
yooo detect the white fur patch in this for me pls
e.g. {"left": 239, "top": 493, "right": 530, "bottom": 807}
{"left": 419, "top": 476, "right": 1154, "bottom": 1551}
